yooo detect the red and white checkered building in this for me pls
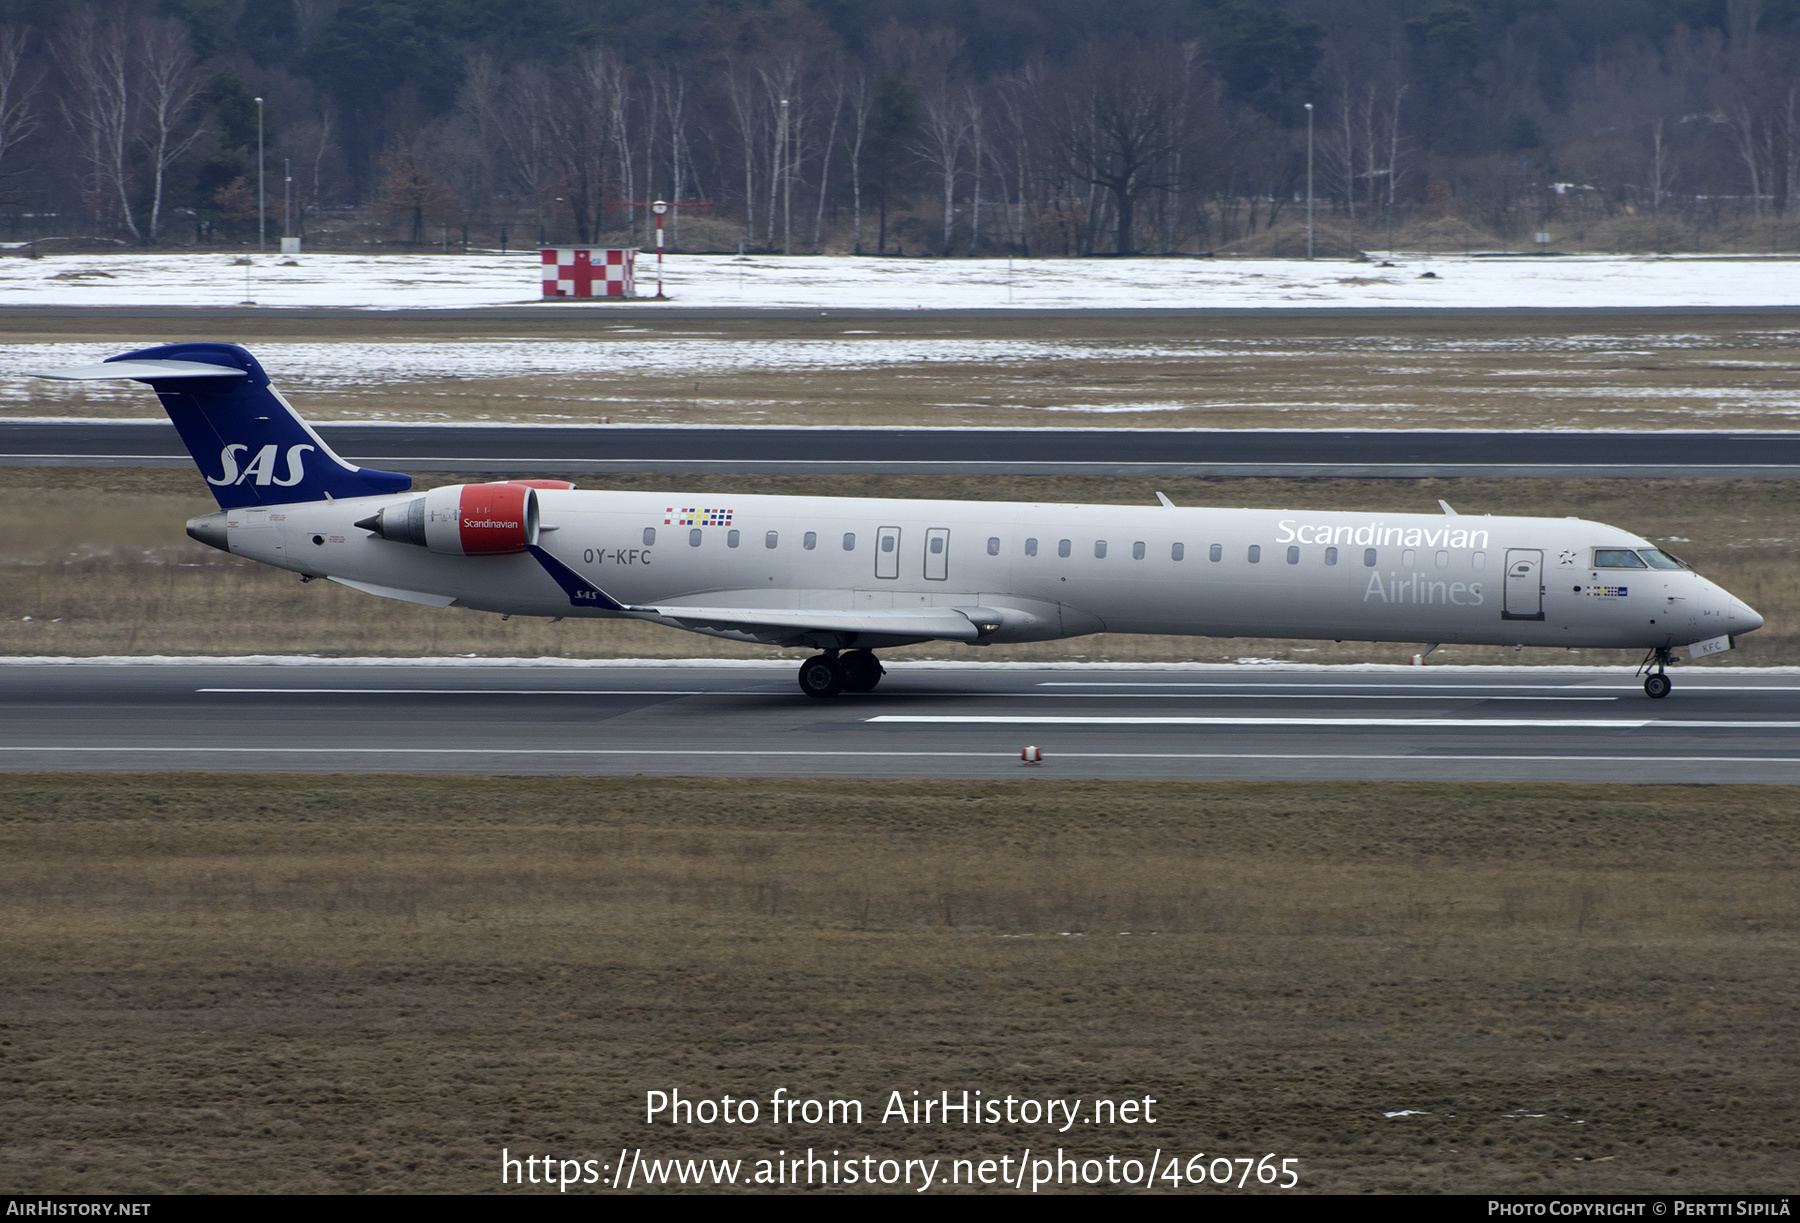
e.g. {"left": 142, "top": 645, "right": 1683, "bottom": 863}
{"left": 541, "top": 248, "right": 635, "bottom": 298}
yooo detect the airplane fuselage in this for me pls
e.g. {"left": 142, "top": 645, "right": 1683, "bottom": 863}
{"left": 203, "top": 489, "right": 1758, "bottom": 654}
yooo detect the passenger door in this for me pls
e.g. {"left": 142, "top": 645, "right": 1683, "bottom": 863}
{"left": 925, "top": 528, "right": 950, "bottom": 581}
{"left": 875, "top": 526, "right": 900, "bottom": 579}
{"left": 1503, "top": 548, "right": 1544, "bottom": 620}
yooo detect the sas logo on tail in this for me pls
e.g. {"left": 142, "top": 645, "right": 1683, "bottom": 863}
{"left": 207, "top": 443, "right": 315, "bottom": 487}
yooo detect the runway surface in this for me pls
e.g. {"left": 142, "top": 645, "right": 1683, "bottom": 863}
{"left": 5, "top": 662, "right": 1798, "bottom": 782}
{"left": 3, "top": 304, "right": 1800, "bottom": 321}
{"left": 8, "top": 421, "right": 1800, "bottom": 478}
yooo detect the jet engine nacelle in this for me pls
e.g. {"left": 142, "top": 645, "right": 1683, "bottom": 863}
{"left": 356, "top": 482, "right": 546, "bottom": 555}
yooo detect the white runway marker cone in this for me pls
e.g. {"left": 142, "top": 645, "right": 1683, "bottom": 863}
{"left": 1021, "top": 745, "right": 1042, "bottom": 765}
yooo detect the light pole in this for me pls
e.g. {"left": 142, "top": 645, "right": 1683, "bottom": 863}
{"left": 283, "top": 158, "right": 291, "bottom": 244}
{"left": 779, "top": 98, "right": 791, "bottom": 256}
{"left": 1304, "top": 102, "right": 1314, "bottom": 261}
{"left": 652, "top": 200, "right": 668, "bottom": 299}
{"left": 255, "top": 96, "right": 265, "bottom": 252}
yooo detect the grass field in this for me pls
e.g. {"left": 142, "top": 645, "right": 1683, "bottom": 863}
{"left": 5, "top": 313, "right": 1800, "bottom": 432}
{"left": 0, "top": 466, "right": 1791, "bottom": 666}
{"left": 1, "top": 775, "right": 1793, "bottom": 1194}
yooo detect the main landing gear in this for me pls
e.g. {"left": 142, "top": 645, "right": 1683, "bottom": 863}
{"left": 1639, "top": 646, "right": 1675, "bottom": 699}
{"left": 797, "top": 649, "right": 884, "bottom": 698}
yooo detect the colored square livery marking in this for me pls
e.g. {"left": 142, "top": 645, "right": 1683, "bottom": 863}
{"left": 1585, "top": 585, "right": 1629, "bottom": 597}
{"left": 664, "top": 507, "right": 733, "bottom": 526}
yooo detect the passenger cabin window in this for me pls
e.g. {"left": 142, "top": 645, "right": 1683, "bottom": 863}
{"left": 1325, "top": 547, "right": 1338, "bottom": 565}
{"left": 689, "top": 529, "right": 702, "bottom": 547}
{"left": 843, "top": 533, "right": 856, "bottom": 551}
{"left": 803, "top": 531, "right": 817, "bottom": 551}
{"left": 1172, "top": 542, "right": 1185, "bottom": 561}
{"left": 1640, "top": 548, "right": 1686, "bottom": 570}
{"left": 1472, "top": 551, "right": 1485, "bottom": 570}
{"left": 1364, "top": 548, "right": 1378, "bottom": 567}
{"left": 881, "top": 534, "right": 896, "bottom": 552}
{"left": 1435, "top": 550, "right": 1448, "bottom": 569}
{"left": 1594, "top": 548, "right": 1648, "bottom": 569}
{"left": 643, "top": 527, "right": 656, "bottom": 546}
{"left": 766, "top": 531, "right": 779, "bottom": 549}
{"left": 1248, "top": 545, "right": 1261, "bottom": 563}
{"left": 1402, "top": 549, "right": 1416, "bottom": 568}
{"left": 1286, "top": 546, "right": 1299, "bottom": 564}
{"left": 1058, "top": 539, "right": 1072, "bottom": 558}
{"left": 1132, "top": 541, "right": 1145, "bottom": 560}
{"left": 1094, "top": 540, "right": 1107, "bottom": 559}
{"left": 727, "top": 529, "right": 740, "bottom": 548}
{"left": 1209, "top": 544, "right": 1222, "bottom": 562}
{"left": 1025, "top": 538, "right": 1038, "bottom": 557}
{"left": 987, "top": 537, "right": 1000, "bottom": 556}
{"left": 928, "top": 536, "right": 943, "bottom": 554}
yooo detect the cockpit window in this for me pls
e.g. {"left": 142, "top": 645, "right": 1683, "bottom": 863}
{"left": 1593, "top": 549, "right": 1648, "bottom": 569}
{"left": 1638, "top": 548, "right": 1686, "bottom": 570}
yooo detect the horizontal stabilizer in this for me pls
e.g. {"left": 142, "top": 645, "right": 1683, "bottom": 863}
{"left": 30, "top": 360, "right": 248, "bottom": 381}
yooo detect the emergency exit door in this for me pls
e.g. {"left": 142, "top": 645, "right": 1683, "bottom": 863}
{"left": 925, "top": 528, "right": 950, "bottom": 580}
{"left": 1503, "top": 548, "right": 1544, "bottom": 620}
{"left": 875, "top": 526, "right": 900, "bottom": 579}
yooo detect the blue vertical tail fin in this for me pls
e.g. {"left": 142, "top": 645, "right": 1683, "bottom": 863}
{"left": 34, "top": 342, "right": 411, "bottom": 509}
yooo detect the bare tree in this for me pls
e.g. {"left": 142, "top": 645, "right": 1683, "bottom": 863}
{"left": 57, "top": 11, "right": 139, "bottom": 240}
{"left": 1035, "top": 38, "right": 1191, "bottom": 254}
{"left": 843, "top": 68, "right": 872, "bottom": 253}
{"left": 723, "top": 60, "right": 762, "bottom": 246}
{"left": 283, "top": 104, "right": 337, "bottom": 238}
{"left": 0, "top": 26, "right": 42, "bottom": 206}
{"left": 136, "top": 19, "right": 206, "bottom": 244}
{"left": 812, "top": 62, "right": 845, "bottom": 251}
{"left": 378, "top": 142, "right": 457, "bottom": 244}
{"left": 541, "top": 51, "right": 620, "bottom": 244}
{"left": 500, "top": 64, "right": 557, "bottom": 239}
{"left": 913, "top": 78, "right": 968, "bottom": 254}
{"left": 651, "top": 63, "right": 696, "bottom": 246}
{"left": 758, "top": 52, "right": 808, "bottom": 252}
{"left": 965, "top": 85, "right": 983, "bottom": 254}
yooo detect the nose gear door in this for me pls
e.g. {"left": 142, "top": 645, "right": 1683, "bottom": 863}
{"left": 1503, "top": 548, "right": 1544, "bottom": 621}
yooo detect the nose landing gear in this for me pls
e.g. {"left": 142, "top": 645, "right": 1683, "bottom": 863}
{"left": 1638, "top": 646, "right": 1675, "bottom": 699}
{"left": 797, "top": 649, "right": 884, "bottom": 698}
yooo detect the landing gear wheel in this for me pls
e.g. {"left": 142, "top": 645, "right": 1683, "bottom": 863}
{"left": 840, "top": 650, "right": 884, "bottom": 693}
{"left": 1644, "top": 673, "right": 1673, "bottom": 699}
{"left": 798, "top": 654, "right": 845, "bottom": 698}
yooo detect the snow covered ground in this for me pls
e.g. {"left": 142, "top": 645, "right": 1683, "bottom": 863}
{"left": 1, "top": 249, "right": 1796, "bottom": 311}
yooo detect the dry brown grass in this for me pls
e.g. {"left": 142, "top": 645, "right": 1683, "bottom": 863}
{"left": 6, "top": 312, "right": 1800, "bottom": 431}
{"left": 0, "top": 466, "right": 1792, "bottom": 665}
{"left": 0, "top": 775, "right": 1794, "bottom": 1194}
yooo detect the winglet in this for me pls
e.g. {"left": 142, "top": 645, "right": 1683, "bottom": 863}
{"left": 1155, "top": 491, "right": 1176, "bottom": 508}
{"left": 526, "top": 544, "right": 625, "bottom": 610}
{"left": 1438, "top": 499, "right": 1458, "bottom": 516}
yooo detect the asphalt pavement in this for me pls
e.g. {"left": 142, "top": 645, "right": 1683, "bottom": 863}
{"left": 4, "top": 662, "right": 1796, "bottom": 782}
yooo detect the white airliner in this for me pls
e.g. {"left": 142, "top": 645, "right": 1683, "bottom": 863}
{"left": 38, "top": 343, "right": 1762, "bottom": 699}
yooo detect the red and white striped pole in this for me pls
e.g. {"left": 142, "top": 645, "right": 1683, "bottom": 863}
{"left": 652, "top": 200, "right": 668, "bottom": 300}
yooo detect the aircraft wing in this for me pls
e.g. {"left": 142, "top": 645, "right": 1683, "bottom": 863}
{"left": 629, "top": 604, "right": 987, "bottom": 641}
{"left": 521, "top": 547, "right": 992, "bottom": 642}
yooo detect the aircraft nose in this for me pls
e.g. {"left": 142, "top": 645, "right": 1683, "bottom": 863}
{"left": 1730, "top": 596, "right": 1764, "bottom": 634}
